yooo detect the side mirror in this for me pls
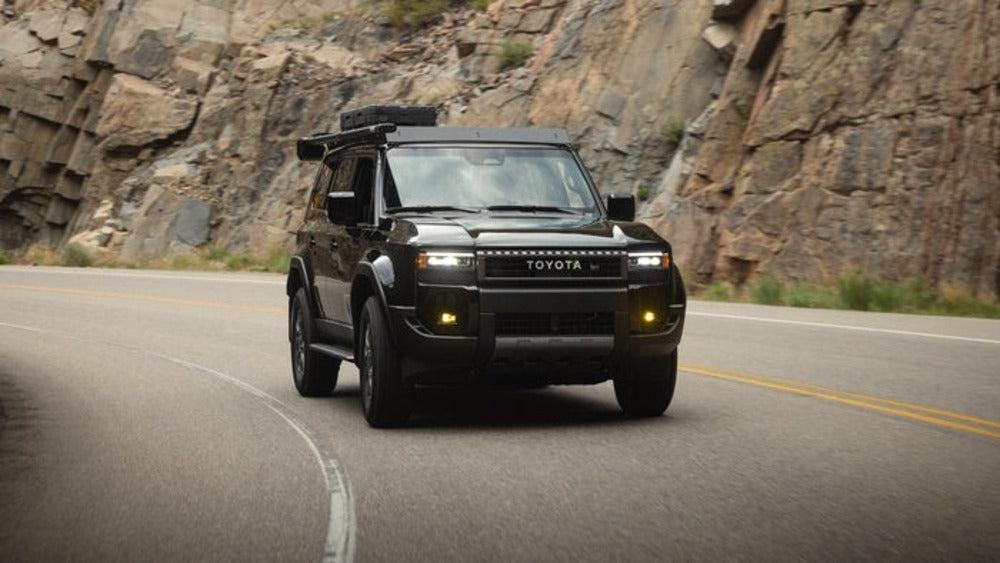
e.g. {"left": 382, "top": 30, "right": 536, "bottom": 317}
{"left": 326, "top": 192, "right": 357, "bottom": 225}
{"left": 606, "top": 193, "right": 635, "bottom": 221}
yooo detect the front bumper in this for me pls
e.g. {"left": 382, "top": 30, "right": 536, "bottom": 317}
{"left": 387, "top": 284, "right": 684, "bottom": 384}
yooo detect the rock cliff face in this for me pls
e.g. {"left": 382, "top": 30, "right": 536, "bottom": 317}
{"left": 0, "top": 0, "right": 996, "bottom": 298}
{"left": 648, "top": 0, "right": 999, "bottom": 299}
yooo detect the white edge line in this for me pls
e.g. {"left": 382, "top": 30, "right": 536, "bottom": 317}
{"left": 0, "top": 266, "right": 284, "bottom": 286}
{"left": 689, "top": 311, "right": 1000, "bottom": 345}
{"left": 0, "top": 320, "right": 354, "bottom": 563}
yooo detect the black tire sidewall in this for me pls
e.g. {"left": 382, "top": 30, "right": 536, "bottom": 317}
{"left": 291, "top": 287, "right": 339, "bottom": 396}
{"left": 614, "top": 349, "right": 677, "bottom": 417}
{"left": 360, "top": 296, "right": 411, "bottom": 427}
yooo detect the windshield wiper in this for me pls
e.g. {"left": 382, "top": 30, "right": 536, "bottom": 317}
{"left": 384, "top": 205, "right": 479, "bottom": 215}
{"left": 484, "top": 205, "right": 577, "bottom": 214}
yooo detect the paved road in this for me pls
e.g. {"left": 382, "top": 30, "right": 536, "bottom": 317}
{"left": 1, "top": 266, "right": 998, "bottom": 561}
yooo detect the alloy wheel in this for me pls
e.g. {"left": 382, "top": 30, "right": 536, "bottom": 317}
{"left": 292, "top": 308, "right": 306, "bottom": 386}
{"left": 361, "top": 322, "right": 374, "bottom": 413}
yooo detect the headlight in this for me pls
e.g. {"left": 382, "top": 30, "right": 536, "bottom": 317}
{"left": 628, "top": 251, "right": 670, "bottom": 270}
{"left": 416, "top": 252, "right": 475, "bottom": 269}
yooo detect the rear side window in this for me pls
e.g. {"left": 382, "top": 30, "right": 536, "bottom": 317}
{"left": 352, "top": 157, "right": 375, "bottom": 225}
{"left": 306, "top": 159, "right": 338, "bottom": 221}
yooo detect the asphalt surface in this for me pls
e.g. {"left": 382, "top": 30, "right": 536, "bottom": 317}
{"left": 1, "top": 266, "right": 998, "bottom": 561}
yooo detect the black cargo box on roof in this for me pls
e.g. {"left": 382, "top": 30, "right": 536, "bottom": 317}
{"left": 340, "top": 105, "right": 436, "bottom": 131}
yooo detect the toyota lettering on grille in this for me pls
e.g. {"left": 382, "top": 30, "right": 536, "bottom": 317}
{"left": 526, "top": 259, "right": 583, "bottom": 271}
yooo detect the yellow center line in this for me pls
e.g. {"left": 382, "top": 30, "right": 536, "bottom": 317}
{"left": 681, "top": 364, "right": 1000, "bottom": 440}
{"left": 682, "top": 361, "right": 1000, "bottom": 429}
{"left": 1, "top": 284, "right": 286, "bottom": 316}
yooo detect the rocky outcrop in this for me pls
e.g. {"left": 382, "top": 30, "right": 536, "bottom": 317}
{"left": 0, "top": 0, "right": 997, "bottom": 299}
{"left": 647, "top": 0, "right": 999, "bottom": 299}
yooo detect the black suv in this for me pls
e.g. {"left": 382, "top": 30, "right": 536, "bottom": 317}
{"left": 287, "top": 106, "right": 685, "bottom": 427}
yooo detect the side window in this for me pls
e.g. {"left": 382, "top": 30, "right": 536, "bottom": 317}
{"left": 352, "top": 157, "right": 375, "bottom": 225}
{"left": 306, "top": 159, "right": 338, "bottom": 221}
{"left": 329, "top": 157, "right": 356, "bottom": 194}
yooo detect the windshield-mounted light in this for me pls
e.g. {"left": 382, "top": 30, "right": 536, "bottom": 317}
{"left": 416, "top": 252, "right": 475, "bottom": 269}
{"left": 628, "top": 251, "right": 670, "bottom": 270}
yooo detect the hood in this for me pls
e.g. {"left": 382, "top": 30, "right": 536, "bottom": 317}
{"left": 388, "top": 213, "right": 668, "bottom": 250}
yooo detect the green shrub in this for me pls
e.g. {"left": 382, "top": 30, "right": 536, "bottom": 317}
{"left": 899, "top": 278, "right": 936, "bottom": 311}
{"left": 72, "top": 0, "right": 98, "bottom": 14}
{"left": 267, "top": 248, "right": 292, "bottom": 274}
{"left": 384, "top": 0, "right": 450, "bottom": 29}
{"left": 61, "top": 243, "right": 92, "bottom": 267}
{"left": 701, "top": 281, "right": 734, "bottom": 302}
{"left": 750, "top": 275, "right": 784, "bottom": 305}
{"left": 663, "top": 115, "right": 685, "bottom": 145}
{"left": 497, "top": 40, "right": 533, "bottom": 69}
{"left": 788, "top": 283, "right": 841, "bottom": 309}
{"left": 839, "top": 273, "right": 909, "bottom": 312}
{"left": 636, "top": 186, "right": 651, "bottom": 202}
{"left": 838, "top": 273, "right": 877, "bottom": 311}
{"left": 225, "top": 254, "right": 257, "bottom": 271}
{"left": 470, "top": 0, "right": 491, "bottom": 10}
{"left": 205, "top": 246, "right": 229, "bottom": 261}
{"left": 172, "top": 254, "right": 196, "bottom": 270}
{"left": 934, "top": 286, "right": 1000, "bottom": 319}
{"left": 870, "top": 281, "right": 903, "bottom": 312}
{"left": 0, "top": 248, "right": 10, "bottom": 265}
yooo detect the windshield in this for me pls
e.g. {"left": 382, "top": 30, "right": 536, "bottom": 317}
{"left": 383, "top": 146, "right": 599, "bottom": 213}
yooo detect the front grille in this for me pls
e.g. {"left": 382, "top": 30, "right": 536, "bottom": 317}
{"left": 482, "top": 250, "right": 624, "bottom": 279}
{"left": 495, "top": 312, "right": 615, "bottom": 336}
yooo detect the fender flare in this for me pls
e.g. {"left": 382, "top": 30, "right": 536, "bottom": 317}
{"left": 353, "top": 257, "right": 397, "bottom": 349}
{"left": 286, "top": 256, "right": 315, "bottom": 341}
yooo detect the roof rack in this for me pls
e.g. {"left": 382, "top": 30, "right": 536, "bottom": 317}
{"left": 299, "top": 105, "right": 442, "bottom": 160}
{"left": 296, "top": 123, "right": 398, "bottom": 161}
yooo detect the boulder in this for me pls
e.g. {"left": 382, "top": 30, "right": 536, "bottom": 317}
{"left": 27, "top": 9, "right": 63, "bottom": 43}
{"left": 702, "top": 22, "right": 738, "bottom": 60}
{"left": 95, "top": 74, "right": 199, "bottom": 149}
{"left": 712, "top": 0, "right": 755, "bottom": 20}
{"left": 119, "top": 186, "right": 212, "bottom": 261}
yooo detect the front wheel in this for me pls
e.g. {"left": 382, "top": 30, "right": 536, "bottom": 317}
{"left": 358, "top": 296, "right": 412, "bottom": 427}
{"left": 613, "top": 349, "right": 677, "bottom": 417}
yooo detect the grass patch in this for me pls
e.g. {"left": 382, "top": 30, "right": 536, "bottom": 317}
{"left": 267, "top": 248, "right": 292, "bottom": 274}
{"left": 663, "top": 115, "right": 685, "bottom": 145}
{"left": 931, "top": 285, "right": 1000, "bottom": 318}
{"left": 72, "top": 0, "right": 98, "bottom": 14}
{"left": 225, "top": 254, "right": 257, "bottom": 271}
{"left": 697, "top": 272, "right": 999, "bottom": 319}
{"left": 171, "top": 254, "right": 196, "bottom": 270}
{"left": 384, "top": 0, "right": 451, "bottom": 29}
{"left": 470, "top": 0, "right": 491, "bottom": 9}
{"left": 271, "top": 11, "right": 340, "bottom": 32}
{"left": 0, "top": 248, "right": 10, "bottom": 265}
{"left": 701, "top": 281, "right": 734, "bottom": 302}
{"left": 497, "top": 40, "right": 533, "bottom": 69}
{"left": 205, "top": 246, "right": 228, "bottom": 261}
{"left": 636, "top": 186, "right": 651, "bottom": 202}
{"left": 749, "top": 275, "right": 783, "bottom": 305}
{"left": 837, "top": 273, "right": 915, "bottom": 312}
{"left": 787, "top": 283, "right": 840, "bottom": 309}
{"left": 61, "top": 243, "right": 92, "bottom": 267}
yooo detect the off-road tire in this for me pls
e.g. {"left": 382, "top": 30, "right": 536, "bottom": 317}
{"left": 613, "top": 349, "right": 677, "bottom": 417}
{"left": 358, "top": 296, "right": 413, "bottom": 427}
{"left": 290, "top": 287, "right": 340, "bottom": 397}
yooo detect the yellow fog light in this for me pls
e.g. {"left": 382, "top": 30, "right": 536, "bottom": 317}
{"left": 439, "top": 312, "right": 458, "bottom": 326}
{"left": 642, "top": 311, "right": 657, "bottom": 323}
